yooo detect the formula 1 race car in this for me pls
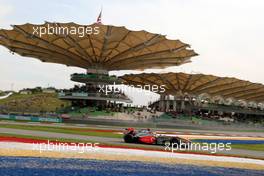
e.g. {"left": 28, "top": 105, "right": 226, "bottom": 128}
{"left": 123, "top": 128, "right": 191, "bottom": 147}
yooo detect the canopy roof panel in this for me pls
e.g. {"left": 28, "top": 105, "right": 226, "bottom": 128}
{"left": 0, "top": 22, "right": 198, "bottom": 71}
{"left": 120, "top": 72, "right": 264, "bottom": 103}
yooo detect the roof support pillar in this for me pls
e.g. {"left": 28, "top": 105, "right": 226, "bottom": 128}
{"left": 181, "top": 99, "right": 185, "bottom": 111}
{"left": 159, "top": 94, "right": 166, "bottom": 112}
{"left": 166, "top": 95, "right": 170, "bottom": 112}
{"left": 173, "top": 96, "right": 177, "bottom": 112}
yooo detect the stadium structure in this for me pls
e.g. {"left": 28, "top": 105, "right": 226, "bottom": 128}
{"left": 1, "top": 21, "right": 264, "bottom": 123}
{"left": 120, "top": 73, "right": 264, "bottom": 122}
{"left": 0, "top": 22, "right": 197, "bottom": 108}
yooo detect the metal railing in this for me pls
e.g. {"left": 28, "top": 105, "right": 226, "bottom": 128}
{"left": 71, "top": 73, "right": 118, "bottom": 81}
{"left": 58, "top": 92, "right": 130, "bottom": 100}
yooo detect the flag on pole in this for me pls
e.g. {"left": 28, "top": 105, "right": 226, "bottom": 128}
{"left": 96, "top": 9, "right": 102, "bottom": 24}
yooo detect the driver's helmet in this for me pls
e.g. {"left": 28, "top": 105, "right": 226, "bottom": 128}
{"left": 127, "top": 128, "right": 135, "bottom": 131}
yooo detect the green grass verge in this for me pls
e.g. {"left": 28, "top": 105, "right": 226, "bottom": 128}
{"left": 193, "top": 141, "right": 264, "bottom": 152}
{"left": 0, "top": 124, "right": 122, "bottom": 138}
{"left": 231, "top": 144, "right": 264, "bottom": 151}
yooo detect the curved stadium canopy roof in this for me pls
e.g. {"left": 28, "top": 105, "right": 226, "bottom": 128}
{"left": 120, "top": 72, "right": 264, "bottom": 103}
{"left": 0, "top": 23, "right": 197, "bottom": 71}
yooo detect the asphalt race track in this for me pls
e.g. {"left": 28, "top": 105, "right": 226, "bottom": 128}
{"left": 0, "top": 125, "right": 264, "bottom": 159}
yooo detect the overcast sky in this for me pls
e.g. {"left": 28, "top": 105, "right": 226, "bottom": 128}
{"left": 0, "top": 0, "right": 264, "bottom": 105}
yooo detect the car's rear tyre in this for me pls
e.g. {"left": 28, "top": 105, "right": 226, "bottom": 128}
{"left": 170, "top": 138, "right": 180, "bottom": 146}
{"left": 124, "top": 134, "right": 134, "bottom": 143}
